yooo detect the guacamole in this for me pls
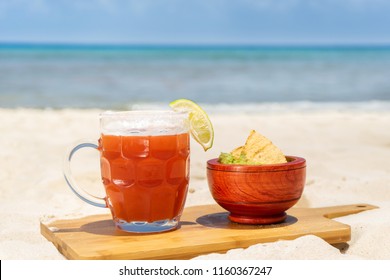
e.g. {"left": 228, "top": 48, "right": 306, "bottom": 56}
{"left": 218, "top": 152, "right": 255, "bottom": 165}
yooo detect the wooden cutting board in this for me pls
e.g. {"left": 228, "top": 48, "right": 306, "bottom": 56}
{"left": 40, "top": 203, "right": 377, "bottom": 260}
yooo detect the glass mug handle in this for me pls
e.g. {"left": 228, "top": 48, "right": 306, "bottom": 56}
{"left": 63, "top": 140, "right": 106, "bottom": 208}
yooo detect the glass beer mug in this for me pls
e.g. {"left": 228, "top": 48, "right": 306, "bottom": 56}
{"left": 63, "top": 110, "right": 190, "bottom": 233}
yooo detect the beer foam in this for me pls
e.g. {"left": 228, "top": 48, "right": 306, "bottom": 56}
{"left": 100, "top": 110, "right": 189, "bottom": 136}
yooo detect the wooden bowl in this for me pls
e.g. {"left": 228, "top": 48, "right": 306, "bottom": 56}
{"left": 207, "top": 156, "right": 306, "bottom": 225}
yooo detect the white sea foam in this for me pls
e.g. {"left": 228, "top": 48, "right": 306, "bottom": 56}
{"left": 128, "top": 100, "right": 390, "bottom": 115}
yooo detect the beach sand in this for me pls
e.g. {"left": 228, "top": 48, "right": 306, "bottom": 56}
{"left": 1, "top": 107, "right": 389, "bottom": 260}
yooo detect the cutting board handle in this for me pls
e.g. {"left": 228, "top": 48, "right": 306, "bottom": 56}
{"left": 313, "top": 204, "right": 378, "bottom": 219}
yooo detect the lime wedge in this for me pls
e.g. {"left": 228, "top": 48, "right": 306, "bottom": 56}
{"left": 169, "top": 99, "right": 214, "bottom": 151}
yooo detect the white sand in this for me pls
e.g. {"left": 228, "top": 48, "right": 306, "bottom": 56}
{"left": 1, "top": 106, "right": 389, "bottom": 260}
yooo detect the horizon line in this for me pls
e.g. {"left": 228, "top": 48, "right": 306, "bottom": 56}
{"left": 1, "top": 41, "right": 390, "bottom": 49}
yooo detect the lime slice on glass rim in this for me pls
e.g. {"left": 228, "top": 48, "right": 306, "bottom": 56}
{"left": 169, "top": 99, "right": 214, "bottom": 151}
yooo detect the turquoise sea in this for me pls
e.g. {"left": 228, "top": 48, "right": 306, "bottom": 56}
{"left": 1, "top": 44, "right": 390, "bottom": 110}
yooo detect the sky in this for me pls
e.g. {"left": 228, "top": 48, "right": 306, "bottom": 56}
{"left": 1, "top": 0, "right": 390, "bottom": 45}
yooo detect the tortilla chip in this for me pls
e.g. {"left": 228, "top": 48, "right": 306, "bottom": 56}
{"left": 231, "top": 146, "right": 244, "bottom": 158}
{"left": 219, "top": 130, "right": 287, "bottom": 165}
{"left": 241, "top": 130, "right": 287, "bottom": 164}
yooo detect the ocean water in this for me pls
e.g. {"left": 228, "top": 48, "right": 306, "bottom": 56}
{"left": 1, "top": 44, "right": 390, "bottom": 110}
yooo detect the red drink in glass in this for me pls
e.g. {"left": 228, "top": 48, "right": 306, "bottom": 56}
{"left": 99, "top": 133, "right": 190, "bottom": 224}
{"left": 64, "top": 110, "right": 190, "bottom": 233}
